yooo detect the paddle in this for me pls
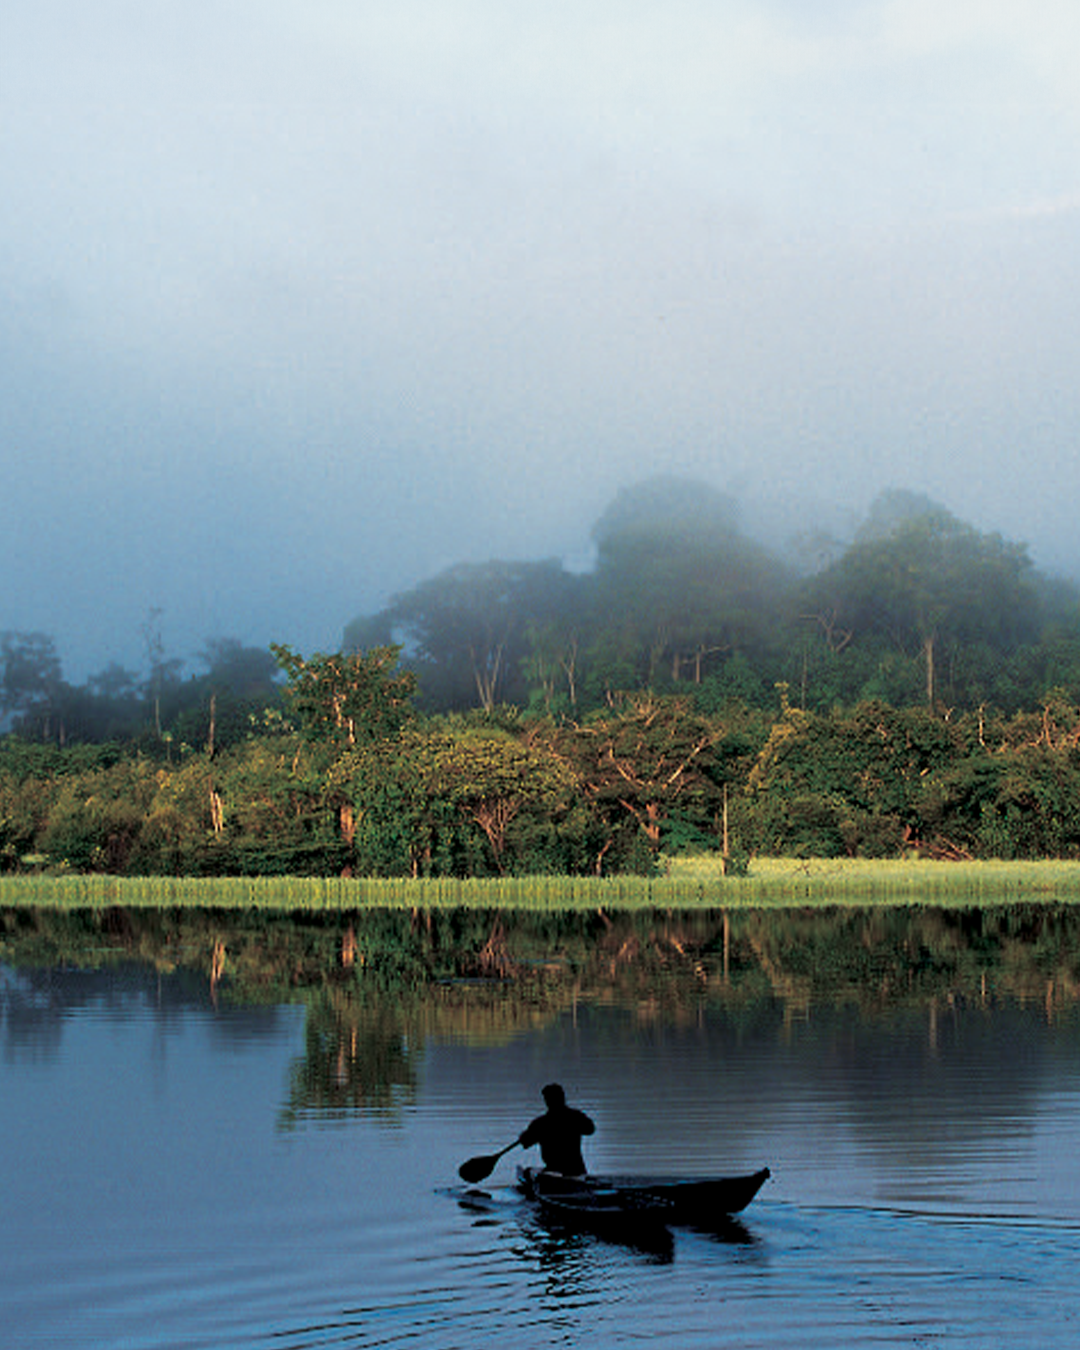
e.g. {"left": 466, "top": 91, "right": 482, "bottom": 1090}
{"left": 458, "top": 1140, "right": 521, "bottom": 1183}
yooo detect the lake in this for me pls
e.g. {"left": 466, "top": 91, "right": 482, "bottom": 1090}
{"left": 2, "top": 903, "right": 1080, "bottom": 1347}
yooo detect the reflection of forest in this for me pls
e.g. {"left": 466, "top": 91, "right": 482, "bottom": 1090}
{"left": 3, "top": 903, "right": 1079, "bottom": 1125}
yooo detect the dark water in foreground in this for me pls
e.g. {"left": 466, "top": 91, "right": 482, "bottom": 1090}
{"left": 3, "top": 905, "right": 1080, "bottom": 1347}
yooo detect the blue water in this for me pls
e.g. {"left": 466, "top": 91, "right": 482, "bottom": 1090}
{"left": 3, "top": 958, "right": 1080, "bottom": 1348}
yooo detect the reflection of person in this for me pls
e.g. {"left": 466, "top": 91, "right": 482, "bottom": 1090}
{"left": 518, "top": 1083, "right": 595, "bottom": 1177}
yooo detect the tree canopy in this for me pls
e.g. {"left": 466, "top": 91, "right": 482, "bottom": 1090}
{"left": 342, "top": 479, "right": 1078, "bottom": 717}
{"left": 8, "top": 475, "right": 1080, "bottom": 879}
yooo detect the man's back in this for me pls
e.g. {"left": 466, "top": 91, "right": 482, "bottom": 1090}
{"left": 520, "top": 1102, "right": 595, "bottom": 1176}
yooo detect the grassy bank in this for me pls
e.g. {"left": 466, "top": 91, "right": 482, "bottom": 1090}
{"left": 4, "top": 856, "right": 1080, "bottom": 911}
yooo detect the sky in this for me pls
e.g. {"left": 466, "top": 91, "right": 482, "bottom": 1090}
{"left": 3, "top": 0, "right": 1079, "bottom": 682}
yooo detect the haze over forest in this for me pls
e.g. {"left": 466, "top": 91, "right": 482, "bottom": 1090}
{"left": 4, "top": 2, "right": 1080, "bottom": 685}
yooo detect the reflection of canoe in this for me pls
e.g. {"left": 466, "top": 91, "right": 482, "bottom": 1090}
{"left": 517, "top": 1165, "right": 770, "bottom": 1229}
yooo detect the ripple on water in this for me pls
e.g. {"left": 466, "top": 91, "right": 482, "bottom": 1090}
{"left": 256, "top": 1199, "right": 1080, "bottom": 1350}
{"left": 7, "top": 960, "right": 1080, "bottom": 1350}
{"left": 8, "top": 1191, "right": 1080, "bottom": 1348}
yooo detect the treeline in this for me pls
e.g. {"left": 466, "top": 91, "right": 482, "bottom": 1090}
{"left": 5, "top": 650, "right": 1080, "bottom": 876}
{"left": 0, "top": 630, "right": 284, "bottom": 749}
{"left": 6, "top": 478, "right": 1080, "bottom": 743}
{"left": 5, "top": 476, "right": 1080, "bottom": 877}
{"left": 344, "top": 478, "right": 1080, "bottom": 717}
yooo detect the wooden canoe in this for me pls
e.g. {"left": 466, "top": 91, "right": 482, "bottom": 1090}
{"left": 517, "top": 1166, "right": 770, "bottom": 1227}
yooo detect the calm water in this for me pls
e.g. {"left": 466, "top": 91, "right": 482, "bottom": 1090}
{"left": 3, "top": 905, "right": 1080, "bottom": 1347}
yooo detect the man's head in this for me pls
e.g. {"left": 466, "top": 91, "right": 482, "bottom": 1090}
{"left": 542, "top": 1083, "right": 566, "bottom": 1108}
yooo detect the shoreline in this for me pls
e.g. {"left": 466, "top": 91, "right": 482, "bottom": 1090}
{"left": 4, "top": 856, "right": 1080, "bottom": 910}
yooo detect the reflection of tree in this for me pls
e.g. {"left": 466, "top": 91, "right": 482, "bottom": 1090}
{"left": 278, "top": 996, "right": 415, "bottom": 1127}
{"left": 4, "top": 900, "right": 1080, "bottom": 1187}
{"left": 0, "top": 965, "right": 66, "bottom": 1060}
{"left": 4, "top": 902, "right": 1080, "bottom": 1069}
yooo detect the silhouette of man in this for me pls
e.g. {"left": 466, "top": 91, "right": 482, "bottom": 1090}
{"left": 518, "top": 1083, "right": 595, "bottom": 1177}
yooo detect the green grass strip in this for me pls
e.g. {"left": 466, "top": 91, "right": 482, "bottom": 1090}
{"left": 5, "top": 857, "right": 1080, "bottom": 910}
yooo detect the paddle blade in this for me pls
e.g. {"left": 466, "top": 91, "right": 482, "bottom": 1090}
{"left": 458, "top": 1154, "right": 498, "bottom": 1184}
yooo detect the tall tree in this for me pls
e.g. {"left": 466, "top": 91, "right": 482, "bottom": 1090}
{"left": 272, "top": 644, "right": 417, "bottom": 747}
{"left": 547, "top": 693, "right": 724, "bottom": 867}
{"left": 333, "top": 722, "right": 583, "bottom": 876}
{"left": 197, "top": 639, "right": 282, "bottom": 701}
{"left": 585, "top": 476, "right": 793, "bottom": 698}
{"left": 140, "top": 608, "right": 184, "bottom": 741}
{"left": 349, "top": 559, "right": 583, "bottom": 712}
{"left": 0, "top": 631, "right": 64, "bottom": 740}
{"left": 805, "top": 492, "right": 1038, "bottom": 708}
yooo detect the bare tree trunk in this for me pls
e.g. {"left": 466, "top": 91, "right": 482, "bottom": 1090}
{"left": 924, "top": 632, "right": 936, "bottom": 708}
{"left": 472, "top": 644, "right": 503, "bottom": 713}
{"left": 559, "top": 637, "right": 579, "bottom": 709}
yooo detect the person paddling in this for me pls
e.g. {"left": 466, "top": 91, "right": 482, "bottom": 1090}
{"left": 518, "top": 1083, "right": 595, "bottom": 1178}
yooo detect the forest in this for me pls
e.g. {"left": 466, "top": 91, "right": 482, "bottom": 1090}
{"left": 5, "top": 478, "right": 1080, "bottom": 877}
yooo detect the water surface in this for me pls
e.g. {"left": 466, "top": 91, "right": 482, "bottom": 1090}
{"left": 2, "top": 905, "right": 1079, "bottom": 1347}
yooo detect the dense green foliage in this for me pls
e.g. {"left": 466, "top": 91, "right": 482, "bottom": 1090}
{"left": 5, "top": 479, "right": 1080, "bottom": 877}
{"left": 5, "top": 676, "right": 1080, "bottom": 875}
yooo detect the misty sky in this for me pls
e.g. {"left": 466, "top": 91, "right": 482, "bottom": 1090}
{"left": 4, "top": 1, "right": 1079, "bottom": 681}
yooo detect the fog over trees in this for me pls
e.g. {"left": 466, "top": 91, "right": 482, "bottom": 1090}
{"left": 4, "top": 475, "right": 1080, "bottom": 741}
{"left": 343, "top": 476, "right": 1078, "bottom": 719}
{"left": 6, "top": 476, "right": 1080, "bottom": 878}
